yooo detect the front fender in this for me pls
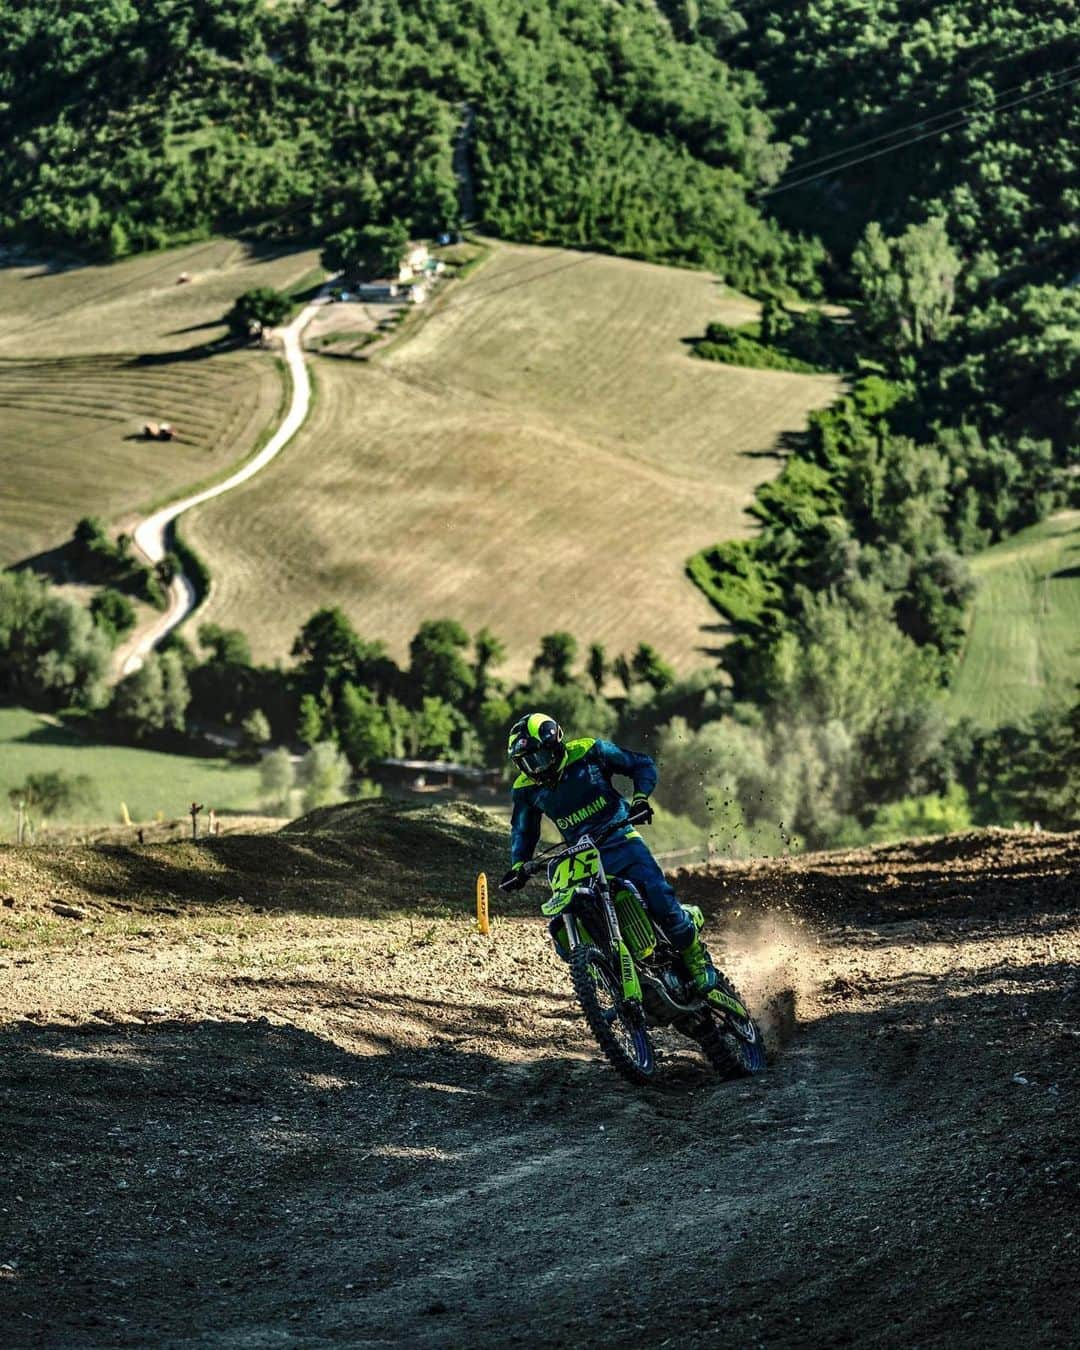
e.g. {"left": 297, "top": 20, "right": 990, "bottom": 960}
{"left": 541, "top": 887, "right": 576, "bottom": 917}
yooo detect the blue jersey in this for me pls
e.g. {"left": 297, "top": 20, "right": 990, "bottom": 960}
{"left": 509, "top": 737, "right": 657, "bottom": 865}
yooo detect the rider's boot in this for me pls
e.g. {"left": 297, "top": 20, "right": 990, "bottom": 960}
{"left": 680, "top": 933, "right": 720, "bottom": 993}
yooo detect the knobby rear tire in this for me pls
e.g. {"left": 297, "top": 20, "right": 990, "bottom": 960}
{"left": 569, "top": 944, "right": 657, "bottom": 1087}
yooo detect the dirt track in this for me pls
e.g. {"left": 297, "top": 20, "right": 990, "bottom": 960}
{"left": 115, "top": 290, "right": 328, "bottom": 678}
{"left": 1, "top": 826, "right": 1077, "bottom": 1347}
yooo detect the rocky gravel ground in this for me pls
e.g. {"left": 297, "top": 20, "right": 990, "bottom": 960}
{"left": 0, "top": 825, "right": 1076, "bottom": 1347}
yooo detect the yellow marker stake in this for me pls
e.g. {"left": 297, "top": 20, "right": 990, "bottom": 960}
{"left": 476, "top": 872, "right": 490, "bottom": 935}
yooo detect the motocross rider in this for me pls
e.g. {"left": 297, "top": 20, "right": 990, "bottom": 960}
{"left": 499, "top": 712, "right": 722, "bottom": 994}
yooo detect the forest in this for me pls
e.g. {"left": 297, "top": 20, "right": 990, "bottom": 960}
{"left": 1, "top": 0, "right": 1077, "bottom": 842}
{"left": 678, "top": 1, "right": 1079, "bottom": 841}
{"left": 0, "top": 0, "right": 820, "bottom": 292}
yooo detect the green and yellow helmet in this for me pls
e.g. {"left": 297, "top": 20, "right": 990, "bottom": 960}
{"left": 507, "top": 712, "right": 565, "bottom": 784}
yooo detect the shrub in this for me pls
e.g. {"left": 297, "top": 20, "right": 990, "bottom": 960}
{"left": 297, "top": 742, "right": 351, "bottom": 812}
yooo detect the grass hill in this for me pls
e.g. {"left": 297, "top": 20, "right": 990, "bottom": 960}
{"left": 184, "top": 241, "right": 840, "bottom": 676}
{"left": 0, "top": 706, "right": 262, "bottom": 834}
{"left": 0, "top": 239, "right": 322, "bottom": 565}
{"left": 949, "top": 511, "right": 1080, "bottom": 727}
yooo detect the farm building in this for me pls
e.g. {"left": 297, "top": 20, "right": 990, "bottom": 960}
{"left": 397, "top": 243, "right": 430, "bottom": 282}
{"left": 355, "top": 281, "right": 400, "bottom": 302}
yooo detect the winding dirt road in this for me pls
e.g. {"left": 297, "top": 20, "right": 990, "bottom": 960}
{"left": 115, "top": 296, "right": 327, "bottom": 676}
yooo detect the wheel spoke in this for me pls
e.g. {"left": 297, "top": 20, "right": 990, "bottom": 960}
{"left": 570, "top": 945, "right": 655, "bottom": 1083}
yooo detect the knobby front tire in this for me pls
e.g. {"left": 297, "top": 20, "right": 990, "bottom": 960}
{"left": 569, "top": 944, "right": 657, "bottom": 1087}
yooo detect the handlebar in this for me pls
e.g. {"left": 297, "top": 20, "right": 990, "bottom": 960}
{"left": 513, "top": 803, "right": 651, "bottom": 882}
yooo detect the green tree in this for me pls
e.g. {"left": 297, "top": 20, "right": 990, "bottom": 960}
{"left": 764, "top": 588, "right": 941, "bottom": 740}
{"left": 866, "top": 783, "right": 973, "bottom": 843}
{"left": 852, "top": 217, "right": 961, "bottom": 359}
{"left": 0, "top": 570, "right": 110, "bottom": 711}
{"left": 531, "top": 631, "right": 578, "bottom": 685}
{"left": 472, "top": 627, "right": 506, "bottom": 707}
{"left": 477, "top": 695, "right": 514, "bottom": 762}
{"left": 226, "top": 287, "right": 293, "bottom": 341}
{"left": 199, "top": 623, "right": 252, "bottom": 667}
{"left": 613, "top": 653, "right": 633, "bottom": 693}
{"left": 110, "top": 650, "right": 190, "bottom": 739}
{"left": 409, "top": 619, "right": 475, "bottom": 704}
{"left": 293, "top": 607, "right": 393, "bottom": 701}
{"left": 586, "top": 643, "right": 608, "bottom": 695}
{"left": 240, "top": 708, "right": 272, "bottom": 757}
{"left": 106, "top": 219, "right": 129, "bottom": 260}
{"left": 8, "top": 770, "right": 99, "bottom": 825}
{"left": 322, "top": 221, "right": 409, "bottom": 279}
{"left": 630, "top": 643, "right": 675, "bottom": 693}
{"left": 89, "top": 588, "right": 136, "bottom": 644}
{"left": 941, "top": 286, "right": 1080, "bottom": 454}
{"left": 156, "top": 553, "right": 180, "bottom": 587}
{"left": 412, "top": 696, "right": 467, "bottom": 759}
{"left": 338, "top": 683, "right": 393, "bottom": 771}
{"left": 297, "top": 692, "right": 325, "bottom": 748}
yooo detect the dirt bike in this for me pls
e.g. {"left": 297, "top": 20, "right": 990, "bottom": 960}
{"left": 506, "top": 809, "right": 765, "bottom": 1086}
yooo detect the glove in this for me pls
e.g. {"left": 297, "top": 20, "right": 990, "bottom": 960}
{"left": 499, "top": 862, "right": 528, "bottom": 892}
{"left": 629, "top": 794, "right": 654, "bottom": 824}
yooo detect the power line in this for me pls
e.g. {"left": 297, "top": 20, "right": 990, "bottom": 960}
{"left": 772, "top": 37, "right": 1078, "bottom": 180}
{"left": 760, "top": 65, "right": 1080, "bottom": 198}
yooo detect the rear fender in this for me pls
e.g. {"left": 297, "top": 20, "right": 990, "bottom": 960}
{"left": 710, "top": 988, "right": 749, "bottom": 1020}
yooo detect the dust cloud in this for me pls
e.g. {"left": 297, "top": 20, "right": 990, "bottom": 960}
{"left": 718, "top": 912, "right": 822, "bottom": 1053}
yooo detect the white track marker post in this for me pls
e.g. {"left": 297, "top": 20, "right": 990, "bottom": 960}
{"left": 476, "top": 872, "right": 490, "bottom": 935}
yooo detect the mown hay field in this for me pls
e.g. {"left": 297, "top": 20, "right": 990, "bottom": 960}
{"left": 187, "top": 242, "right": 841, "bottom": 676}
{"left": 0, "top": 239, "right": 323, "bottom": 565}
{"left": 0, "top": 239, "right": 323, "bottom": 356}
{"left": 0, "top": 707, "right": 262, "bottom": 835}
{"left": 949, "top": 511, "right": 1080, "bottom": 726}
{"left": 0, "top": 350, "right": 284, "bottom": 565}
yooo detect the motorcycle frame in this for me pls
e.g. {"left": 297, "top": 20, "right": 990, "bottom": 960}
{"left": 551, "top": 835, "right": 642, "bottom": 1006}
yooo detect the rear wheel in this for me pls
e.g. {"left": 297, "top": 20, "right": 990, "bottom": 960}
{"left": 569, "top": 945, "right": 656, "bottom": 1086}
{"left": 697, "top": 973, "right": 766, "bottom": 1078}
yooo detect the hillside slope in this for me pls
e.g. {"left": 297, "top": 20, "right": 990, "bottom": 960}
{"left": 0, "top": 0, "right": 816, "bottom": 291}
{"left": 0, "top": 240, "right": 322, "bottom": 565}
{"left": 0, "top": 819, "right": 1076, "bottom": 1346}
{"left": 185, "top": 242, "right": 840, "bottom": 675}
{"left": 949, "top": 511, "right": 1080, "bottom": 726}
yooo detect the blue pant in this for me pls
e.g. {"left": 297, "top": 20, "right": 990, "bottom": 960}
{"left": 600, "top": 831, "right": 695, "bottom": 950}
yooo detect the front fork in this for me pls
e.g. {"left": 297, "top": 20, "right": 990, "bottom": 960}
{"left": 558, "top": 891, "right": 643, "bottom": 1007}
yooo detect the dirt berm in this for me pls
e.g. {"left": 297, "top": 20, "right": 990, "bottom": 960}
{"left": 0, "top": 802, "right": 1077, "bottom": 1348}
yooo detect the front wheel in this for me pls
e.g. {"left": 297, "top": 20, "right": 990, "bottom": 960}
{"left": 570, "top": 944, "right": 656, "bottom": 1086}
{"left": 696, "top": 973, "right": 766, "bottom": 1078}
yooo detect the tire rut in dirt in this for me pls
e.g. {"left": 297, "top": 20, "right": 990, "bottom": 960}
{"left": 569, "top": 943, "right": 656, "bottom": 1086}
